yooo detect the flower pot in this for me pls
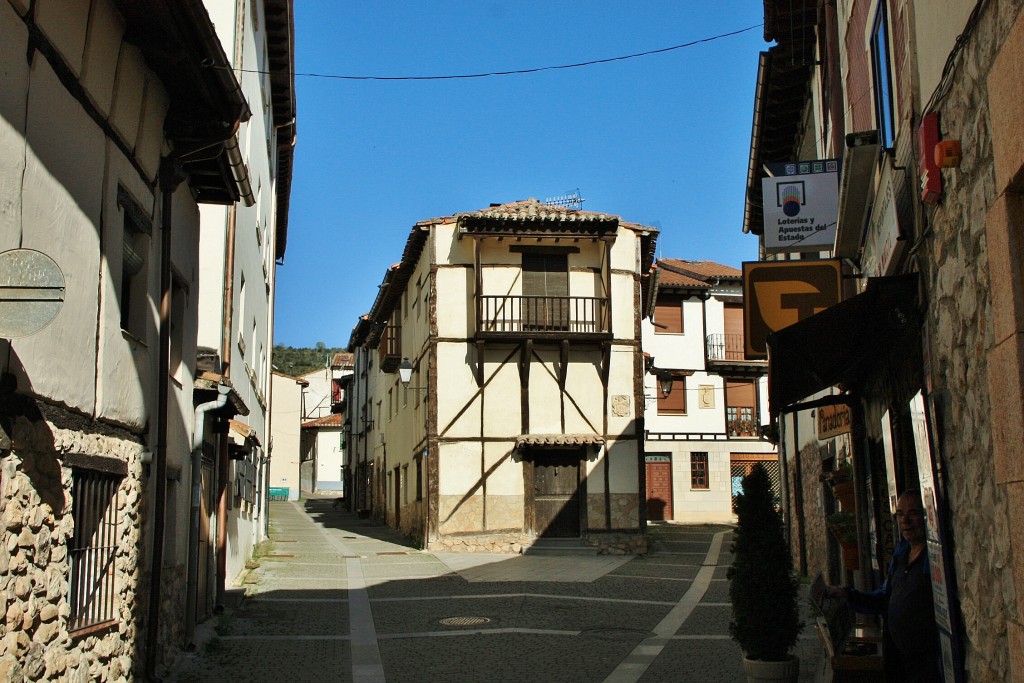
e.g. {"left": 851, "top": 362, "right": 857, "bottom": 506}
{"left": 831, "top": 481, "right": 855, "bottom": 511}
{"left": 841, "top": 541, "right": 860, "bottom": 570}
{"left": 742, "top": 655, "right": 800, "bottom": 683}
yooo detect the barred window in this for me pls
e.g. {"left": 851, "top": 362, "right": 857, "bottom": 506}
{"left": 690, "top": 452, "right": 709, "bottom": 490}
{"left": 69, "top": 468, "right": 121, "bottom": 633}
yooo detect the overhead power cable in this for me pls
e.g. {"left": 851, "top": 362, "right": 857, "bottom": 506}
{"left": 226, "top": 24, "right": 763, "bottom": 82}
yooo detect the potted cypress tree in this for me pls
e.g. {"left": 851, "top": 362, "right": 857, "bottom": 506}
{"left": 729, "top": 464, "right": 802, "bottom": 682}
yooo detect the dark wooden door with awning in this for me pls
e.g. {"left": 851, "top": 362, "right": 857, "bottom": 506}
{"left": 531, "top": 450, "right": 582, "bottom": 537}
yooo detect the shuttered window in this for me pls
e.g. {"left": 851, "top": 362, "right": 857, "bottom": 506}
{"left": 657, "top": 378, "right": 687, "bottom": 414}
{"left": 654, "top": 298, "right": 683, "bottom": 333}
{"left": 522, "top": 253, "right": 568, "bottom": 330}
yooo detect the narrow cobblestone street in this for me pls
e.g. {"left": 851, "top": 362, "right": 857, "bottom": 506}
{"left": 166, "top": 498, "right": 822, "bottom": 682}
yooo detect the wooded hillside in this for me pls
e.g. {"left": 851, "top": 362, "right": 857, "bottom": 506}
{"left": 272, "top": 343, "right": 345, "bottom": 377}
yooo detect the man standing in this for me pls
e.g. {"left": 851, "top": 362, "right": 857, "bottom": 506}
{"left": 828, "top": 489, "right": 942, "bottom": 682}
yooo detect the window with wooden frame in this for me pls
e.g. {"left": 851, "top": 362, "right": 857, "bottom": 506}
{"left": 653, "top": 297, "right": 683, "bottom": 334}
{"left": 117, "top": 186, "right": 152, "bottom": 340}
{"left": 69, "top": 467, "right": 122, "bottom": 634}
{"left": 657, "top": 377, "right": 687, "bottom": 415}
{"left": 522, "top": 252, "right": 569, "bottom": 331}
{"left": 690, "top": 452, "right": 709, "bottom": 490}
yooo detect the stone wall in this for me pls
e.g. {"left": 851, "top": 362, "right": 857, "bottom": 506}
{"left": 1, "top": 404, "right": 146, "bottom": 682}
{"left": 583, "top": 531, "right": 648, "bottom": 555}
{"left": 918, "top": 2, "right": 1024, "bottom": 679}
{"left": 430, "top": 531, "right": 531, "bottom": 554}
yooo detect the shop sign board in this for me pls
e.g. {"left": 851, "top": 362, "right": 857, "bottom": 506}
{"left": 742, "top": 259, "right": 843, "bottom": 359}
{"left": 817, "top": 403, "right": 852, "bottom": 439}
{"left": 762, "top": 160, "right": 841, "bottom": 253}
{"left": 861, "top": 162, "right": 906, "bottom": 279}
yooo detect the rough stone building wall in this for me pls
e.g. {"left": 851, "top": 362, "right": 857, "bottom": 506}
{"left": 1, "top": 405, "right": 147, "bottom": 682}
{"left": 917, "top": 2, "right": 1024, "bottom": 679}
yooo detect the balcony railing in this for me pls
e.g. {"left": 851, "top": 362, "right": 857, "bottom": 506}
{"left": 706, "top": 333, "right": 745, "bottom": 361}
{"left": 479, "top": 295, "right": 609, "bottom": 337}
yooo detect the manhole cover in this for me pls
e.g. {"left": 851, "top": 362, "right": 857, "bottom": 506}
{"left": 438, "top": 616, "right": 492, "bottom": 627}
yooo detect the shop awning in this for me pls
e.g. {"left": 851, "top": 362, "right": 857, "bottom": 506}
{"left": 766, "top": 274, "right": 920, "bottom": 412}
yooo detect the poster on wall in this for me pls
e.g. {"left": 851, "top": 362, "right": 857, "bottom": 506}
{"left": 909, "top": 391, "right": 965, "bottom": 683}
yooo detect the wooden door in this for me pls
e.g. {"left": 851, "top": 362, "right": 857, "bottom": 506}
{"left": 645, "top": 455, "right": 673, "bottom": 521}
{"left": 532, "top": 451, "right": 581, "bottom": 537}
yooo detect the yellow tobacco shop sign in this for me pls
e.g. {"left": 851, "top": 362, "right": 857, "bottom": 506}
{"left": 818, "top": 403, "right": 852, "bottom": 439}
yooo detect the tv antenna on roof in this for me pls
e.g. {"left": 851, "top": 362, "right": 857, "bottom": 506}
{"left": 544, "top": 189, "right": 586, "bottom": 210}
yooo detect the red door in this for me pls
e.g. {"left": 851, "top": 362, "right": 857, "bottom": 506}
{"left": 645, "top": 455, "right": 673, "bottom": 521}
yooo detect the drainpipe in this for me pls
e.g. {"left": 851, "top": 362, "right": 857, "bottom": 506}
{"left": 185, "top": 384, "right": 230, "bottom": 646}
{"left": 215, "top": 202, "right": 238, "bottom": 610}
{"left": 145, "top": 157, "right": 185, "bottom": 681}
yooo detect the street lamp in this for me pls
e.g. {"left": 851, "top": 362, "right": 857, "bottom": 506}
{"left": 399, "top": 357, "right": 428, "bottom": 391}
{"left": 399, "top": 357, "right": 414, "bottom": 386}
{"left": 657, "top": 369, "right": 674, "bottom": 397}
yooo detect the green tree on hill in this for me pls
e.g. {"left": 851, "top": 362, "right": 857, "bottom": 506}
{"left": 272, "top": 342, "right": 344, "bottom": 377}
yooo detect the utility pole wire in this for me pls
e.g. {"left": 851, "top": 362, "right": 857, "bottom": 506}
{"left": 221, "top": 24, "right": 763, "bottom": 82}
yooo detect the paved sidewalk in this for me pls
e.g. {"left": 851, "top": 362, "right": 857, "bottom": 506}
{"left": 166, "top": 499, "right": 825, "bottom": 682}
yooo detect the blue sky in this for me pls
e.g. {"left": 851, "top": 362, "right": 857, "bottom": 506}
{"left": 274, "top": 2, "right": 769, "bottom": 348}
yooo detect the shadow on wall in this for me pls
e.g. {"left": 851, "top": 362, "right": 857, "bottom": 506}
{"left": 1, "top": 345, "right": 63, "bottom": 515}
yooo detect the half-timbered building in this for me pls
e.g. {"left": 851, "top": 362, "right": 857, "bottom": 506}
{"left": 346, "top": 199, "right": 657, "bottom": 553}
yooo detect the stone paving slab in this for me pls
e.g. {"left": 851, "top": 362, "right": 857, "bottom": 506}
{"left": 369, "top": 594, "right": 670, "bottom": 636}
{"left": 607, "top": 562, "right": 700, "bottom": 580}
{"left": 378, "top": 632, "right": 639, "bottom": 683}
{"left": 638, "top": 637, "right": 745, "bottom": 682}
{"left": 676, "top": 603, "right": 732, "bottom": 636}
{"left": 703, "top": 579, "right": 731, "bottom": 603}
{"left": 168, "top": 501, "right": 825, "bottom": 683}
{"left": 169, "top": 639, "right": 353, "bottom": 683}
{"left": 226, "top": 599, "right": 351, "bottom": 637}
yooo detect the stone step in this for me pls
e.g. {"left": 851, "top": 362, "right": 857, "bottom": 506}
{"left": 522, "top": 538, "right": 599, "bottom": 556}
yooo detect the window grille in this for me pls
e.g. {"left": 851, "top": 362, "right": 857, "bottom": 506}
{"left": 731, "top": 460, "right": 782, "bottom": 512}
{"left": 690, "top": 452, "right": 709, "bottom": 489}
{"left": 69, "top": 469, "right": 121, "bottom": 633}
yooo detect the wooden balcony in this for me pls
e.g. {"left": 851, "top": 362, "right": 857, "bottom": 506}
{"left": 478, "top": 295, "right": 610, "bottom": 341}
{"left": 379, "top": 322, "right": 401, "bottom": 373}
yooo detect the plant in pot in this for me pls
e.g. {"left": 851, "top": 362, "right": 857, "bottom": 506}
{"left": 729, "top": 464, "right": 803, "bottom": 682}
{"left": 827, "top": 510, "right": 860, "bottom": 570}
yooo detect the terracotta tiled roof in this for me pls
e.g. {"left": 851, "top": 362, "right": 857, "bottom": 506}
{"left": 658, "top": 258, "right": 741, "bottom": 281}
{"left": 456, "top": 198, "right": 620, "bottom": 224}
{"left": 331, "top": 352, "right": 354, "bottom": 368}
{"left": 302, "top": 413, "right": 344, "bottom": 429}
{"left": 655, "top": 266, "right": 708, "bottom": 289}
{"left": 514, "top": 433, "right": 605, "bottom": 448}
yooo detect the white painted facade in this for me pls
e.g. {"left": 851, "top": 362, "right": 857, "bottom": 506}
{"left": 641, "top": 260, "right": 776, "bottom": 524}
{"left": 196, "top": 0, "right": 293, "bottom": 590}
{"left": 269, "top": 371, "right": 306, "bottom": 500}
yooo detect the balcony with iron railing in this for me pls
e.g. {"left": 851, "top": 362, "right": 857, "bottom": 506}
{"left": 478, "top": 295, "right": 611, "bottom": 340}
{"left": 706, "top": 333, "right": 745, "bottom": 361}
{"left": 706, "top": 332, "right": 766, "bottom": 376}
